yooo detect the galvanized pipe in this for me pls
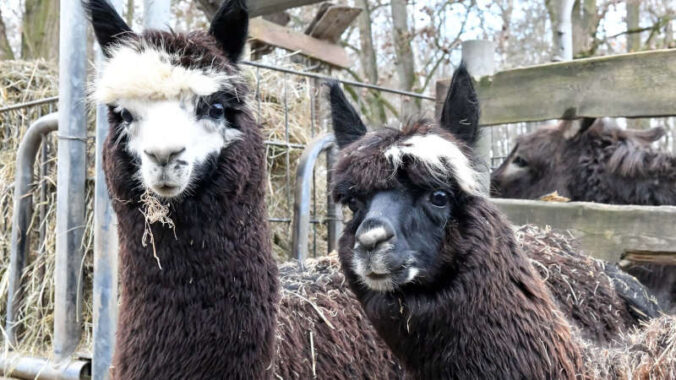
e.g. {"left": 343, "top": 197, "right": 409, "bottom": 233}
{"left": 325, "top": 144, "right": 342, "bottom": 253}
{"left": 0, "top": 353, "right": 89, "bottom": 380}
{"left": 54, "top": 0, "right": 88, "bottom": 362}
{"left": 91, "top": 1, "right": 123, "bottom": 379}
{"left": 291, "top": 134, "right": 336, "bottom": 265}
{"left": 5, "top": 113, "right": 58, "bottom": 346}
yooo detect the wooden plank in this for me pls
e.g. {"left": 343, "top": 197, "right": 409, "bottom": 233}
{"left": 436, "top": 49, "right": 676, "bottom": 125}
{"left": 492, "top": 198, "right": 676, "bottom": 263}
{"left": 249, "top": 18, "right": 351, "bottom": 68}
{"left": 305, "top": 5, "right": 362, "bottom": 43}
{"left": 250, "top": 0, "right": 324, "bottom": 17}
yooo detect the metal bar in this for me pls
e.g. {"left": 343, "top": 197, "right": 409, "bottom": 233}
{"left": 0, "top": 353, "right": 89, "bottom": 380}
{"left": 143, "top": 0, "right": 171, "bottom": 30}
{"left": 241, "top": 60, "right": 436, "bottom": 100}
{"left": 5, "top": 113, "right": 58, "bottom": 346}
{"left": 0, "top": 97, "right": 59, "bottom": 113}
{"left": 54, "top": 0, "right": 88, "bottom": 363}
{"left": 92, "top": 1, "right": 123, "bottom": 378}
{"left": 291, "top": 134, "right": 335, "bottom": 266}
{"left": 325, "top": 144, "right": 341, "bottom": 253}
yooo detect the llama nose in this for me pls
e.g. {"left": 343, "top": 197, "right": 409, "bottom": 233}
{"left": 144, "top": 147, "right": 186, "bottom": 166}
{"left": 356, "top": 219, "right": 395, "bottom": 250}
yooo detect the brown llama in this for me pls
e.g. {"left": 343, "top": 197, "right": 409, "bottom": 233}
{"left": 491, "top": 118, "right": 675, "bottom": 313}
{"left": 86, "top": 0, "right": 400, "bottom": 378}
{"left": 326, "top": 65, "right": 673, "bottom": 379}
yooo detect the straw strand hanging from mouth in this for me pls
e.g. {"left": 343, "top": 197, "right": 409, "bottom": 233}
{"left": 139, "top": 190, "right": 176, "bottom": 270}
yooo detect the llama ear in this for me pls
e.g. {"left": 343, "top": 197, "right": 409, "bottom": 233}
{"left": 630, "top": 126, "right": 666, "bottom": 143}
{"left": 561, "top": 118, "right": 595, "bottom": 139}
{"left": 83, "top": 0, "right": 134, "bottom": 57}
{"left": 439, "top": 62, "right": 480, "bottom": 148}
{"left": 209, "top": 0, "right": 249, "bottom": 62}
{"left": 326, "top": 81, "right": 367, "bottom": 149}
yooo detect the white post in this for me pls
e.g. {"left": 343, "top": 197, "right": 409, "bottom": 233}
{"left": 462, "top": 40, "right": 495, "bottom": 196}
{"left": 54, "top": 0, "right": 87, "bottom": 363}
{"left": 144, "top": 0, "right": 171, "bottom": 30}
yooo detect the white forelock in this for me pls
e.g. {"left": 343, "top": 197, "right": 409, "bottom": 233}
{"left": 95, "top": 44, "right": 236, "bottom": 103}
{"left": 384, "top": 133, "right": 481, "bottom": 195}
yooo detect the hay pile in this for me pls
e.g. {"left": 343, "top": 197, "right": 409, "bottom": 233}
{"left": 275, "top": 254, "right": 401, "bottom": 379}
{"left": 517, "top": 225, "right": 661, "bottom": 343}
{"left": 583, "top": 315, "right": 676, "bottom": 379}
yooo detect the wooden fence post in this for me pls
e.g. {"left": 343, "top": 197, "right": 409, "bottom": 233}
{"left": 461, "top": 40, "right": 495, "bottom": 195}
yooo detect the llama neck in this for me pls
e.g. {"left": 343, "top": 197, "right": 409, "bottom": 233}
{"left": 348, "top": 199, "right": 583, "bottom": 379}
{"left": 106, "top": 126, "right": 279, "bottom": 379}
{"left": 573, "top": 139, "right": 676, "bottom": 205}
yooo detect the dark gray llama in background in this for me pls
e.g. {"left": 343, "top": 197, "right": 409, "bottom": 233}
{"left": 491, "top": 118, "right": 675, "bottom": 312}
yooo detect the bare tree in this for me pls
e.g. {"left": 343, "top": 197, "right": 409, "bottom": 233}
{"left": 0, "top": 7, "right": 15, "bottom": 60}
{"left": 626, "top": 0, "right": 641, "bottom": 52}
{"left": 355, "top": 0, "right": 386, "bottom": 123}
{"left": 545, "top": 0, "right": 575, "bottom": 61}
{"left": 390, "top": 0, "right": 419, "bottom": 115}
{"left": 22, "top": 0, "right": 60, "bottom": 60}
{"left": 571, "top": 0, "right": 600, "bottom": 57}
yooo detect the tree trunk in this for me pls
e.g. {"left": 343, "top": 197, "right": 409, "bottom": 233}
{"left": 22, "top": 0, "right": 60, "bottom": 60}
{"left": 545, "top": 0, "right": 575, "bottom": 61}
{"left": 0, "top": 7, "right": 15, "bottom": 60}
{"left": 390, "top": 0, "right": 419, "bottom": 115}
{"left": 126, "top": 0, "right": 135, "bottom": 26}
{"left": 356, "top": 0, "right": 386, "bottom": 123}
{"left": 571, "top": 0, "right": 599, "bottom": 57}
{"left": 626, "top": 0, "right": 641, "bottom": 52}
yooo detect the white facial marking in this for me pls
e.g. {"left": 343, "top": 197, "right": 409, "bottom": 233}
{"left": 118, "top": 98, "right": 241, "bottom": 198}
{"left": 405, "top": 267, "right": 419, "bottom": 283}
{"left": 356, "top": 226, "right": 389, "bottom": 248}
{"left": 384, "top": 134, "right": 480, "bottom": 195}
{"left": 95, "top": 44, "right": 236, "bottom": 104}
{"left": 352, "top": 255, "right": 395, "bottom": 292}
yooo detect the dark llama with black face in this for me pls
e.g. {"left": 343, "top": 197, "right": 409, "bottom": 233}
{"left": 86, "top": 1, "right": 402, "bottom": 378}
{"left": 491, "top": 119, "right": 676, "bottom": 313}
{"left": 327, "top": 66, "right": 665, "bottom": 379}
{"left": 87, "top": 1, "right": 277, "bottom": 378}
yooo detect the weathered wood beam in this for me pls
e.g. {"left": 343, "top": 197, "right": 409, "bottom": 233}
{"left": 493, "top": 199, "right": 676, "bottom": 263}
{"left": 198, "top": 0, "right": 323, "bottom": 19}
{"left": 305, "top": 5, "right": 362, "bottom": 43}
{"left": 437, "top": 49, "right": 676, "bottom": 125}
{"left": 250, "top": 0, "right": 324, "bottom": 17}
{"left": 249, "top": 18, "right": 351, "bottom": 68}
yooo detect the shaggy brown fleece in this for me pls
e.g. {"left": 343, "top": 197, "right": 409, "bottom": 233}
{"left": 275, "top": 256, "right": 402, "bottom": 379}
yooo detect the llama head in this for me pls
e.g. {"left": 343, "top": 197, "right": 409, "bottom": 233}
{"left": 85, "top": 0, "right": 250, "bottom": 199}
{"left": 490, "top": 118, "right": 666, "bottom": 199}
{"left": 329, "top": 65, "right": 482, "bottom": 291}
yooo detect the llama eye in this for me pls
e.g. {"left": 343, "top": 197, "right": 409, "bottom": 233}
{"left": 120, "top": 108, "right": 134, "bottom": 123}
{"left": 513, "top": 156, "right": 528, "bottom": 167}
{"left": 347, "top": 197, "right": 362, "bottom": 213}
{"left": 208, "top": 103, "right": 225, "bottom": 119}
{"left": 429, "top": 190, "right": 449, "bottom": 207}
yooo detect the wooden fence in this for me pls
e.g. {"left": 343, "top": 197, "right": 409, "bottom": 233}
{"left": 436, "top": 44, "right": 676, "bottom": 263}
